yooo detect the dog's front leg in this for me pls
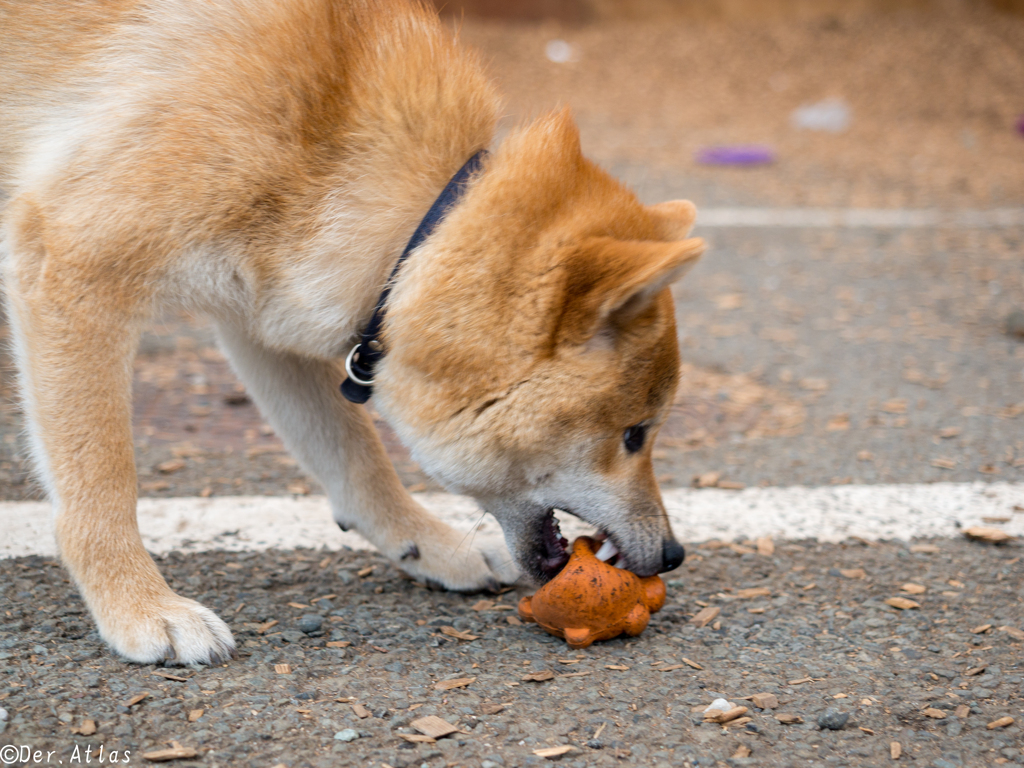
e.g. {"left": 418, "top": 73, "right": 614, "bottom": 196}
{"left": 215, "top": 323, "right": 517, "bottom": 591}
{"left": 3, "top": 259, "right": 234, "bottom": 665}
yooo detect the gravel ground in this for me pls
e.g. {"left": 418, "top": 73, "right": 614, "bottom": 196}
{"left": 1, "top": 539, "right": 1021, "bottom": 768}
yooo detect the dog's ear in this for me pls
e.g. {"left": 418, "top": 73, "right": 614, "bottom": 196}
{"left": 648, "top": 199, "right": 697, "bottom": 241}
{"left": 557, "top": 236, "right": 705, "bottom": 345}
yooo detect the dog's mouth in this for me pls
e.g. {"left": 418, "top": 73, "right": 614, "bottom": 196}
{"left": 537, "top": 510, "right": 624, "bottom": 580}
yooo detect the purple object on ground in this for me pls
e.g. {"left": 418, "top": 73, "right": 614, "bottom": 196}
{"left": 695, "top": 145, "right": 776, "bottom": 166}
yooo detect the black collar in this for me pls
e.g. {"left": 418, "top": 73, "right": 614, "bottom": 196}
{"left": 341, "top": 150, "right": 488, "bottom": 404}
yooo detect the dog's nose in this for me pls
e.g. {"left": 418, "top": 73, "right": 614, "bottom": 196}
{"left": 661, "top": 538, "right": 686, "bottom": 572}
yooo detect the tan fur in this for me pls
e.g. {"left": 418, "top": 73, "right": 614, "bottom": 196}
{"left": 0, "top": 0, "right": 704, "bottom": 664}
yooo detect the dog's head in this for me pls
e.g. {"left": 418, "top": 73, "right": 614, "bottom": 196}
{"left": 377, "top": 111, "right": 704, "bottom": 585}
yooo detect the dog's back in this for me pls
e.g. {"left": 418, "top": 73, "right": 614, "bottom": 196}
{"left": 0, "top": 0, "right": 498, "bottom": 225}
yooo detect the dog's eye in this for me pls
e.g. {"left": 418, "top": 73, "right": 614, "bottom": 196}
{"left": 623, "top": 424, "right": 647, "bottom": 453}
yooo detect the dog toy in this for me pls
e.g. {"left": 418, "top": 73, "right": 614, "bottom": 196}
{"left": 517, "top": 536, "right": 666, "bottom": 648}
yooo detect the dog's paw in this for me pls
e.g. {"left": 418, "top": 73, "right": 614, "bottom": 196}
{"left": 393, "top": 522, "right": 520, "bottom": 592}
{"left": 96, "top": 594, "right": 236, "bottom": 666}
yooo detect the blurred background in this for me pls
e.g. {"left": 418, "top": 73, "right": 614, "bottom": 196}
{"left": 434, "top": 0, "right": 1024, "bottom": 209}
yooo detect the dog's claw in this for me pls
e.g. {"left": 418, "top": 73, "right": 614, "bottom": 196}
{"left": 401, "top": 543, "right": 421, "bottom": 560}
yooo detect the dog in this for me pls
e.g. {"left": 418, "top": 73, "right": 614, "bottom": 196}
{"left": 0, "top": 0, "right": 705, "bottom": 665}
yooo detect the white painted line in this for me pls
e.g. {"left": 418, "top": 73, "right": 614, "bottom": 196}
{"left": 696, "top": 208, "right": 1024, "bottom": 228}
{"left": 2, "top": 482, "right": 1022, "bottom": 559}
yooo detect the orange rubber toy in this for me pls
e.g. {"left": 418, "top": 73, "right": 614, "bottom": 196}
{"left": 518, "top": 536, "right": 666, "bottom": 649}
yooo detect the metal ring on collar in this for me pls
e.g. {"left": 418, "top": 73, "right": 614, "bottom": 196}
{"left": 344, "top": 344, "right": 375, "bottom": 387}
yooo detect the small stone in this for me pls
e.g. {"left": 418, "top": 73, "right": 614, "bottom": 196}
{"left": 334, "top": 728, "right": 360, "bottom": 742}
{"left": 298, "top": 614, "right": 324, "bottom": 634}
{"left": 816, "top": 708, "right": 849, "bottom": 730}
{"left": 281, "top": 630, "right": 306, "bottom": 643}
{"left": 0, "top": 707, "right": 7, "bottom": 721}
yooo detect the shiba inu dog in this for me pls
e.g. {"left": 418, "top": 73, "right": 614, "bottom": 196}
{"left": 0, "top": 0, "right": 705, "bottom": 665}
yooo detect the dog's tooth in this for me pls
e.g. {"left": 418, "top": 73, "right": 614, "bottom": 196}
{"left": 595, "top": 540, "right": 618, "bottom": 562}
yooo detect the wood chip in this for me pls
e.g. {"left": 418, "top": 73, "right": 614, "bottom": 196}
{"left": 736, "top": 587, "right": 771, "bottom": 598}
{"left": 970, "top": 623, "right": 993, "bottom": 634}
{"left": 274, "top": 664, "right": 291, "bottom": 674}
{"left": 787, "top": 677, "right": 812, "bottom": 685}
{"left": 982, "top": 516, "right": 1011, "bottom": 523}
{"left": 153, "top": 670, "right": 189, "bottom": 682}
{"left": 287, "top": 602, "right": 310, "bottom": 609}
{"left": 922, "top": 708, "right": 947, "bottom": 719}
{"left": 434, "top": 677, "right": 475, "bottom": 691}
{"left": 860, "top": 727, "right": 875, "bottom": 734}
{"left": 439, "top": 626, "right": 479, "bottom": 641}
{"left": 533, "top": 746, "right": 576, "bottom": 758}
{"left": 187, "top": 709, "right": 203, "bottom": 723}
{"left": 156, "top": 460, "right": 186, "bottom": 474}
{"left": 717, "top": 480, "right": 746, "bottom": 490}
{"left": 658, "top": 664, "right": 687, "bottom": 672}
{"left": 410, "top": 715, "right": 459, "bottom": 739}
{"left": 909, "top": 544, "right": 940, "bottom": 553}
{"left": 885, "top": 597, "right": 920, "bottom": 610}
{"left": 800, "top": 377, "right": 829, "bottom": 391}
{"left": 398, "top": 733, "right": 435, "bottom": 744}
{"left": 471, "top": 600, "right": 494, "bottom": 611}
{"left": 954, "top": 704, "right": 970, "bottom": 718}
{"left": 706, "top": 706, "right": 748, "bottom": 723}
{"left": 681, "top": 658, "right": 704, "bottom": 670}
{"left": 776, "top": 713, "right": 803, "bottom": 724}
{"left": 900, "top": 583, "right": 926, "bottom": 594}
{"left": 965, "top": 666, "right": 986, "bottom": 677}
{"left": 71, "top": 719, "right": 96, "bottom": 735}
{"left": 351, "top": 703, "right": 371, "bottom": 718}
{"left": 605, "top": 664, "right": 630, "bottom": 671}
{"left": 142, "top": 744, "right": 197, "bottom": 762}
{"left": 881, "top": 398, "right": 908, "bottom": 413}
{"left": 732, "top": 745, "right": 752, "bottom": 759}
{"left": 694, "top": 471, "right": 721, "bottom": 488}
{"left": 506, "top": 616, "right": 523, "bottom": 626}
{"left": 123, "top": 692, "right": 149, "bottom": 708}
{"left": 357, "top": 566, "right": 374, "bottom": 577}
{"left": 522, "top": 670, "right": 555, "bottom": 682}
{"left": 931, "top": 458, "right": 956, "bottom": 469}
{"left": 963, "top": 526, "right": 1014, "bottom": 543}
{"left": 756, "top": 537, "right": 775, "bottom": 556}
{"left": 997, "top": 625, "right": 1024, "bottom": 641}
{"left": 326, "top": 640, "right": 351, "bottom": 648}
{"left": 890, "top": 741, "right": 902, "bottom": 759}
{"left": 480, "top": 703, "right": 506, "bottom": 715}
{"left": 987, "top": 716, "right": 1014, "bottom": 729}
{"left": 690, "top": 606, "right": 720, "bottom": 627}
{"left": 751, "top": 693, "right": 779, "bottom": 710}
{"left": 827, "top": 414, "right": 850, "bottom": 431}
{"left": 256, "top": 620, "right": 278, "bottom": 634}
{"left": 840, "top": 568, "right": 866, "bottom": 579}
{"left": 558, "top": 670, "right": 592, "bottom": 678}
